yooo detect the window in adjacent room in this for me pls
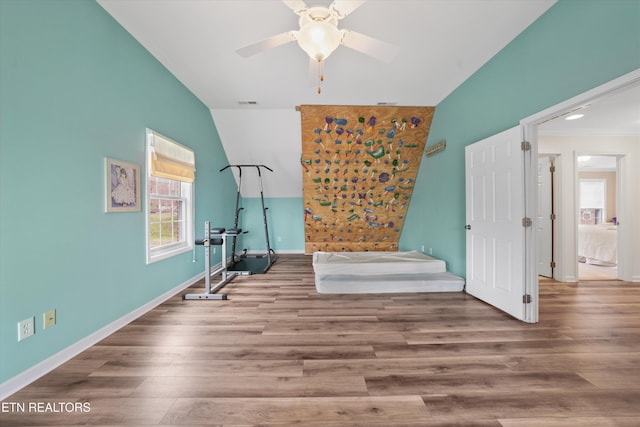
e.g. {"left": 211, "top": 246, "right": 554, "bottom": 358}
{"left": 145, "top": 129, "right": 195, "bottom": 263}
{"left": 579, "top": 179, "right": 606, "bottom": 225}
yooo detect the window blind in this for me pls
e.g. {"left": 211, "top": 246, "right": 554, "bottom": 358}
{"left": 580, "top": 180, "right": 605, "bottom": 208}
{"left": 148, "top": 130, "right": 195, "bottom": 183}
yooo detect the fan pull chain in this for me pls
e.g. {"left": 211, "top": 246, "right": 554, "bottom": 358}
{"left": 318, "top": 60, "right": 325, "bottom": 94}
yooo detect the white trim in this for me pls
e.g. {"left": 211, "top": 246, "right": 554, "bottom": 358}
{"left": 522, "top": 124, "right": 538, "bottom": 323}
{"left": 615, "top": 155, "right": 631, "bottom": 281}
{"left": 148, "top": 240, "right": 192, "bottom": 264}
{"left": 275, "top": 249, "right": 305, "bottom": 254}
{"left": 539, "top": 128, "right": 640, "bottom": 137}
{"left": 243, "top": 249, "right": 304, "bottom": 255}
{"left": 526, "top": 69, "right": 640, "bottom": 126}
{"left": 0, "top": 267, "right": 216, "bottom": 400}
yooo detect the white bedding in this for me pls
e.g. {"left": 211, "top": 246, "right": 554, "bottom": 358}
{"left": 313, "top": 251, "right": 464, "bottom": 294}
{"left": 578, "top": 224, "right": 617, "bottom": 265}
{"left": 313, "top": 251, "right": 446, "bottom": 276}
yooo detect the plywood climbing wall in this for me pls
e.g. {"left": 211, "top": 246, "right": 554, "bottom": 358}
{"left": 300, "top": 105, "right": 435, "bottom": 254}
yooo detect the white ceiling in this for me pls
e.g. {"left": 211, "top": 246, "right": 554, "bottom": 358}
{"left": 97, "top": 0, "right": 557, "bottom": 108}
{"left": 98, "top": 0, "right": 558, "bottom": 197}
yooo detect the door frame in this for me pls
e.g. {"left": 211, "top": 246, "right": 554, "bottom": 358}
{"left": 537, "top": 155, "right": 554, "bottom": 278}
{"left": 521, "top": 69, "right": 640, "bottom": 318}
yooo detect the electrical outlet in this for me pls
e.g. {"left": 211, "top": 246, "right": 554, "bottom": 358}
{"left": 429, "top": 248, "right": 433, "bottom": 255}
{"left": 43, "top": 309, "right": 56, "bottom": 329}
{"left": 421, "top": 245, "right": 425, "bottom": 252}
{"left": 18, "top": 317, "right": 35, "bottom": 341}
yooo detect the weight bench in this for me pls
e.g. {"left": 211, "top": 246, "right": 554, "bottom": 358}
{"left": 183, "top": 221, "right": 249, "bottom": 300}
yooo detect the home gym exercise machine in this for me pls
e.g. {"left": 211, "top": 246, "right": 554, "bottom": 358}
{"left": 182, "top": 221, "right": 249, "bottom": 300}
{"left": 220, "top": 164, "right": 277, "bottom": 274}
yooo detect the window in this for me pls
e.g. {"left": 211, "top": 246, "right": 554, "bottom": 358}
{"left": 146, "top": 129, "right": 195, "bottom": 263}
{"left": 579, "top": 179, "right": 606, "bottom": 225}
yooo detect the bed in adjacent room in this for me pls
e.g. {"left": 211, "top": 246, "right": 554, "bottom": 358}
{"left": 312, "top": 251, "right": 465, "bottom": 294}
{"left": 578, "top": 223, "right": 617, "bottom": 266}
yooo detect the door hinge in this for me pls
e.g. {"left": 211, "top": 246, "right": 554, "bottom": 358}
{"left": 550, "top": 165, "right": 556, "bottom": 173}
{"left": 523, "top": 294, "right": 532, "bottom": 304}
{"left": 522, "top": 217, "right": 532, "bottom": 227}
{"left": 550, "top": 261, "right": 556, "bottom": 268}
{"left": 521, "top": 141, "right": 531, "bottom": 151}
{"left": 550, "top": 213, "right": 556, "bottom": 220}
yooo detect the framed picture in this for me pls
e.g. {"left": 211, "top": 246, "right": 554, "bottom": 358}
{"left": 105, "top": 157, "right": 141, "bottom": 212}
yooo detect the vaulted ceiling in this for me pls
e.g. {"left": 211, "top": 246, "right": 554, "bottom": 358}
{"left": 98, "top": 0, "right": 558, "bottom": 197}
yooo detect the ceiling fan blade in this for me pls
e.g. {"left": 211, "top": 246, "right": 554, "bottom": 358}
{"left": 341, "top": 30, "right": 398, "bottom": 63}
{"left": 282, "top": 0, "right": 309, "bottom": 16}
{"left": 235, "top": 31, "right": 297, "bottom": 58}
{"left": 330, "top": 0, "right": 366, "bottom": 19}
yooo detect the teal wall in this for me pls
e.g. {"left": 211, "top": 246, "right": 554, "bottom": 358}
{"left": 0, "top": 0, "right": 236, "bottom": 383}
{"left": 235, "top": 198, "right": 305, "bottom": 253}
{"left": 400, "top": 0, "right": 640, "bottom": 275}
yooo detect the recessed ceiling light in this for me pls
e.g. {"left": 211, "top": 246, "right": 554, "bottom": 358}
{"left": 565, "top": 113, "right": 584, "bottom": 121}
{"left": 238, "top": 101, "right": 258, "bottom": 105}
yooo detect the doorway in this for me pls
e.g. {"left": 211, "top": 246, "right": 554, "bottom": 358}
{"left": 462, "top": 71, "right": 639, "bottom": 324}
{"left": 577, "top": 155, "right": 619, "bottom": 280}
{"left": 528, "top": 71, "right": 639, "bottom": 286}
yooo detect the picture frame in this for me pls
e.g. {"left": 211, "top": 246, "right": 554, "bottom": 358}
{"left": 105, "top": 157, "right": 141, "bottom": 212}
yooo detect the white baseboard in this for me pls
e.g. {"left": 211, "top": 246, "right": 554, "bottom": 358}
{"left": 243, "top": 249, "right": 305, "bottom": 255}
{"left": 0, "top": 267, "right": 213, "bottom": 400}
{"left": 556, "top": 275, "right": 578, "bottom": 283}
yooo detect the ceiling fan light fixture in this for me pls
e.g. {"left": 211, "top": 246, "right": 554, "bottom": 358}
{"left": 296, "top": 21, "right": 341, "bottom": 62}
{"left": 236, "top": 1, "right": 393, "bottom": 94}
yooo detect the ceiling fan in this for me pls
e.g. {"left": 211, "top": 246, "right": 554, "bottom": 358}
{"left": 235, "top": 0, "right": 398, "bottom": 92}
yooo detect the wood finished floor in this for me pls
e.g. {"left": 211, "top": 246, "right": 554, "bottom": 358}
{"left": 3, "top": 254, "right": 640, "bottom": 426}
{"left": 579, "top": 261, "right": 619, "bottom": 281}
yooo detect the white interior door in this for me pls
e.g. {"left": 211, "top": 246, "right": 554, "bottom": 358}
{"left": 465, "top": 126, "right": 526, "bottom": 321}
{"left": 537, "top": 156, "right": 553, "bottom": 277}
